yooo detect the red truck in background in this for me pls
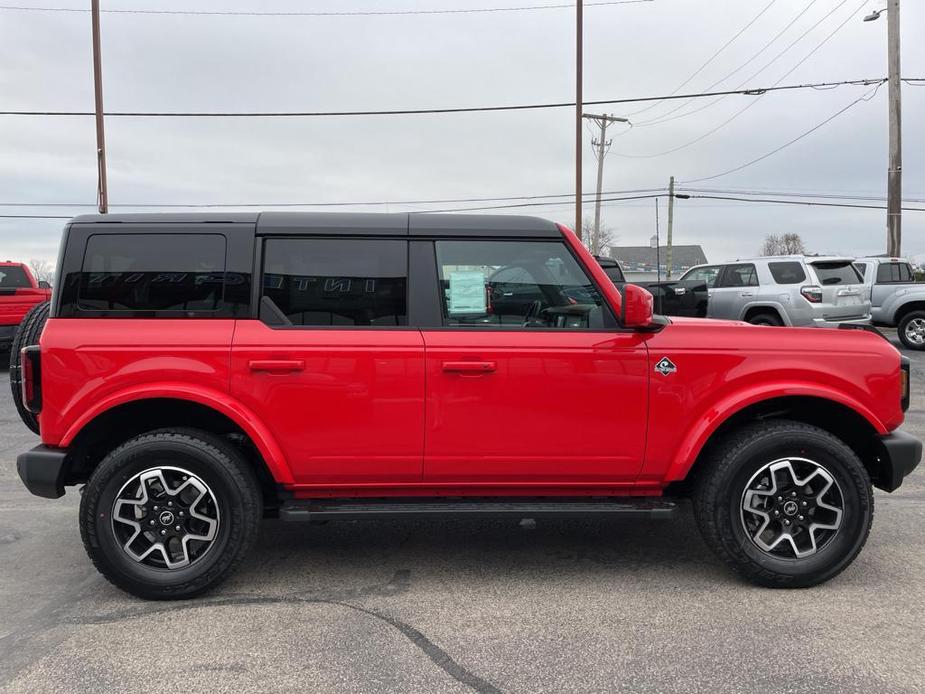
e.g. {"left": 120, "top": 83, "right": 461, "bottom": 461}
{"left": 0, "top": 262, "right": 51, "bottom": 352}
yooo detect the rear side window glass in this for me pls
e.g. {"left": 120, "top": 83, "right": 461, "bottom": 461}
{"left": 876, "top": 262, "right": 913, "bottom": 283}
{"left": 434, "top": 240, "right": 611, "bottom": 329}
{"left": 719, "top": 264, "right": 758, "bottom": 288}
{"left": 78, "top": 234, "right": 226, "bottom": 312}
{"left": 812, "top": 262, "right": 862, "bottom": 286}
{"left": 0, "top": 266, "right": 31, "bottom": 289}
{"left": 262, "top": 238, "right": 407, "bottom": 327}
{"left": 768, "top": 261, "right": 806, "bottom": 284}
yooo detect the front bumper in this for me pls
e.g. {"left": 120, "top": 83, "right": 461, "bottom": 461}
{"left": 0, "top": 324, "right": 16, "bottom": 350}
{"left": 878, "top": 429, "right": 923, "bottom": 492}
{"left": 17, "top": 445, "right": 69, "bottom": 499}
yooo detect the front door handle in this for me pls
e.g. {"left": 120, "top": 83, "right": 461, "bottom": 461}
{"left": 442, "top": 361, "right": 496, "bottom": 374}
{"left": 249, "top": 359, "right": 305, "bottom": 373}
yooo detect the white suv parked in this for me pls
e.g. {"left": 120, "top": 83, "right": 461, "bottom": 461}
{"left": 679, "top": 256, "right": 870, "bottom": 327}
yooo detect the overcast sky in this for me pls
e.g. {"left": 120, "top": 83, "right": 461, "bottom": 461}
{"left": 1, "top": 0, "right": 923, "bottom": 266}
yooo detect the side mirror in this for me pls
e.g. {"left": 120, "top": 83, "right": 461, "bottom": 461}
{"left": 623, "top": 283, "right": 654, "bottom": 328}
{"left": 38, "top": 281, "right": 51, "bottom": 289}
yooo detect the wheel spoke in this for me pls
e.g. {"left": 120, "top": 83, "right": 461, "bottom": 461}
{"left": 741, "top": 457, "right": 844, "bottom": 559}
{"left": 110, "top": 466, "right": 220, "bottom": 571}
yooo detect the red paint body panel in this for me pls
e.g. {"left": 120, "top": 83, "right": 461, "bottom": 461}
{"left": 230, "top": 320, "right": 425, "bottom": 484}
{"left": 0, "top": 263, "right": 51, "bottom": 327}
{"left": 421, "top": 330, "right": 648, "bottom": 482}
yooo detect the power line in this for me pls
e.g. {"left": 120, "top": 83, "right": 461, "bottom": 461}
{"left": 0, "top": 1, "right": 653, "bottom": 17}
{"left": 681, "top": 82, "right": 883, "bottom": 183}
{"left": 0, "top": 78, "right": 890, "bottom": 118}
{"left": 633, "top": 0, "right": 823, "bottom": 126}
{"left": 684, "top": 194, "right": 925, "bottom": 213}
{"left": 624, "top": 0, "right": 779, "bottom": 117}
{"left": 616, "top": 1, "right": 873, "bottom": 157}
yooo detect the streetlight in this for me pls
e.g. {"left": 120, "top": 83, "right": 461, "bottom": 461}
{"left": 864, "top": 1, "right": 902, "bottom": 257}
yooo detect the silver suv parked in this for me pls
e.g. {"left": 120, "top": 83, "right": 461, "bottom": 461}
{"left": 679, "top": 256, "right": 870, "bottom": 327}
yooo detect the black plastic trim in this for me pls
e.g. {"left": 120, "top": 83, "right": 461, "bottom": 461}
{"left": 16, "top": 445, "right": 70, "bottom": 499}
{"left": 877, "top": 429, "right": 922, "bottom": 492}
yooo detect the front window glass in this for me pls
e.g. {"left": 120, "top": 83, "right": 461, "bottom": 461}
{"left": 681, "top": 265, "right": 721, "bottom": 287}
{"left": 435, "top": 240, "right": 609, "bottom": 329}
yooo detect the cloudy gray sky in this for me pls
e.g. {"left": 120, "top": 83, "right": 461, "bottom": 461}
{"left": 1, "top": 0, "right": 923, "bottom": 266}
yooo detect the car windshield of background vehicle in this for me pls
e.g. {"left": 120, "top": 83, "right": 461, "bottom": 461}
{"left": 682, "top": 265, "right": 722, "bottom": 287}
{"left": 77, "top": 234, "right": 226, "bottom": 312}
{"left": 812, "top": 262, "right": 862, "bottom": 286}
{"left": 434, "top": 240, "right": 608, "bottom": 329}
{"left": 0, "top": 265, "right": 31, "bottom": 289}
{"left": 876, "top": 262, "right": 914, "bottom": 284}
{"left": 262, "top": 238, "right": 408, "bottom": 327}
{"left": 768, "top": 261, "right": 807, "bottom": 284}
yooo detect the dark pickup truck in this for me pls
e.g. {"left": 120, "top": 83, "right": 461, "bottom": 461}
{"left": 595, "top": 256, "right": 709, "bottom": 318}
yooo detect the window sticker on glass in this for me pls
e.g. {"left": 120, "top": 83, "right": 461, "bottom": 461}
{"left": 448, "top": 271, "right": 487, "bottom": 314}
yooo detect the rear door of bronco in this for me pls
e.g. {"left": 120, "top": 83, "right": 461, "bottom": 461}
{"left": 231, "top": 229, "right": 425, "bottom": 485}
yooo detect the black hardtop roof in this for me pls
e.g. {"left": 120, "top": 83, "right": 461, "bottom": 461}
{"left": 70, "top": 212, "right": 560, "bottom": 237}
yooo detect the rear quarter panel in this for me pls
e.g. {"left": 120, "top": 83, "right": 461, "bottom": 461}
{"left": 639, "top": 319, "right": 903, "bottom": 484}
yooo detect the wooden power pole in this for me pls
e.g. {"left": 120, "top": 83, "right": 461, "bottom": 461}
{"left": 887, "top": 0, "right": 902, "bottom": 257}
{"left": 666, "top": 176, "right": 675, "bottom": 279}
{"left": 91, "top": 0, "right": 108, "bottom": 214}
{"left": 582, "top": 113, "right": 629, "bottom": 254}
{"left": 575, "top": 0, "right": 583, "bottom": 239}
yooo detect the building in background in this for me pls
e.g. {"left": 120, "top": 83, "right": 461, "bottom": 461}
{"left": 609, "top": 241, "right": 708, "bottom": 282}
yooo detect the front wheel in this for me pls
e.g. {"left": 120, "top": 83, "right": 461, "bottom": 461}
{"left": 897, "top": 310, "right": 925, "bottom": 350}
{"left": 693, "top": 420, "right": 873, "bottom": 588}
{"left": 79, "top": 429, "right": 262, "bottom": 600}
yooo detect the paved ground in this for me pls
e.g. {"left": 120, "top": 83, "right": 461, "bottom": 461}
{"left": 1, "top": 334, "right": 923, "bottom": 694}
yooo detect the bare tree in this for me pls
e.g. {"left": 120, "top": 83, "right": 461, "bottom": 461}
{"left": 760, "top": 233, "right": 806, "bottom": 256}
{"left": 29, "top": 258, "right": 54, "bottom": 285}
{"left": 581, "top": 217, "right": 616, "bottom": 257}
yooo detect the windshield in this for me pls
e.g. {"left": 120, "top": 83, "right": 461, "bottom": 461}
{"left": 811, "top": 262, "right": 862, "bottom": 286}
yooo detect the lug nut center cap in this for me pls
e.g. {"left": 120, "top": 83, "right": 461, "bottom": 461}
{"left": 158, "top": 510, "right": 176, "bottom": 526}
{"left": 782, "top": 500, "right": 799, "bottom": 517}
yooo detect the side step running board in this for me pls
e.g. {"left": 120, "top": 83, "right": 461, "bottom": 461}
{"left": 279, "top": 498, "right": 677, "bottom": 522}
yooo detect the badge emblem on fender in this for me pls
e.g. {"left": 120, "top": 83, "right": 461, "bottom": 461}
{"left": 654, "top": 357, "right": 677, "bottom": 376}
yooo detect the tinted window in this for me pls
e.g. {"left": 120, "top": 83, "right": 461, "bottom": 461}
{"left": 78, "top": 234, "right": 226, "bottom": 312}
{"left": 681, "top": 265, "right": 722, "bottom": 287}
{"left": 812, "top": 262, "right": 861, "bottom": 286}
{"left": 876, "top": 262, "right": 914, "bottom": 283}
{"left": 0, "top": 266, "right": 31, "bottom": 289}
{"left": 262, "top": 238, "right": 407, "bottom": 327}
{"left": 768, "top": 261, "right": 807, "bottom": 284}
{"left": 719, "top": 264, "right": 758, "bottom": 288}
{"left": 435, "top": 240, "right": 610, "bottom": 329}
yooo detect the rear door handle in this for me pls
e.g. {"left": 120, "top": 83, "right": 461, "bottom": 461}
{"left": 741, "top": 292, "right": 755, "bottom": 297}
{"left": 249, "top": 359, "right": 305, "bottom": 373}
{"left": 442, "top": 361, "right": 496, "bottom": 374}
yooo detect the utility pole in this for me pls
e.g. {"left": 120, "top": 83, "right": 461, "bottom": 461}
{"left": 887, "top": 0, "right": 901, "bottom": 257}
{"left": 91, "top": 0, "right": 108, "bottom": 214}
{"left": 575, "top": 0, "right": 583, "bottom": 239}
{"left": 582, "top": 114, "right": 630, "bottom": 254}
{"left": 666, "top": 176, "right": 675, "bottom": 279}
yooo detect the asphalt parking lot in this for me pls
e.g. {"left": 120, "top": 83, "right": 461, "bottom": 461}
{"left": 1, "top": 334, "right": 923, "bottom": 694}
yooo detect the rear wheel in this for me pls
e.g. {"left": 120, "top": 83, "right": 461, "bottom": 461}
{"left": 79, "top": 429, "right": 262, "bottom": 600}
{"left": 746, "top": 312, "right": 783, "bottom": 327}
{"left": 9, "top": 301, "right": 49, "bottom": 433}
{"left": 693, "top": 420, "right": 873, "bottom": 588}
{"left": 897, "top": 310, "right": 925, "bottom": 350}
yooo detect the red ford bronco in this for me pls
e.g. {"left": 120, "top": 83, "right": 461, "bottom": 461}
{"left": 14, "top": 213, "right": 921, "bottom": 599}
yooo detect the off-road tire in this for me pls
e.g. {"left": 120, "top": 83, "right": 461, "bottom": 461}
{"left": 79, "top": 429, "right": 262, "bottom": 600}
{"left": 897, "top": 310, "right": 925, "bottom": 351}
{"left": 693, "top": 420, "right": 873, "bottom": 588}
{"left": 746, "top": 312, "right": 783, "bottom": 327}
{"left": 9, "top": 300, "right": 50, "bottom": 434}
